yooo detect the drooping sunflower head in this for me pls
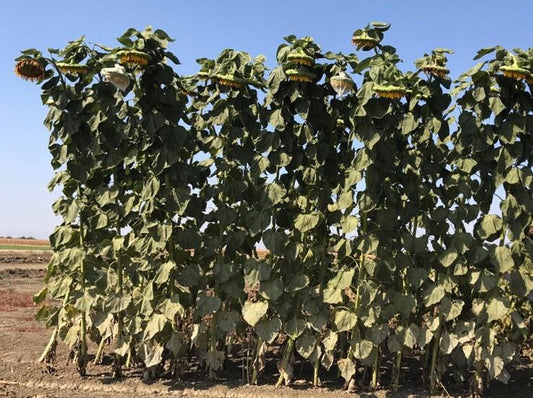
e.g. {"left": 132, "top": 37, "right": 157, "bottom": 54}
{"left": 373, "top": 83, "right": 406, "bottom": 99}
{"left": 286, "top": 49, "right": 315, "bottom": 67}
{"left": 56, "top": 62, "right": 89, "bottom": 75}
{"left": 352, "top": 33, "right": 380, "bottom": 51}
{"left": 420, "top": 65, "right": 450, "bottom": 78}
{"left": 415, "top": 49, "right": 453, "bottom": 80}
{"left": 14, "top": 58, "right": 46, "bottom": 82}
{"left": 117, "top": 50, "right": 152, "bottom": 66}
{"left": 500, "top": 65, "right": 530, "bottom": 81}
{"left": 285, "top": 67, "right": 316, "bottom": 83}
{"left": 212, "top": 73, "right": 245, "bottom": 89}
{"left": 351, "top": 22, "right": 389, "bottom": 51}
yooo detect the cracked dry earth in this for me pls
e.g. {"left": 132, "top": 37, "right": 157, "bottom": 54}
{"left": 1, "top": 250, "right": 532, "bottom": 398}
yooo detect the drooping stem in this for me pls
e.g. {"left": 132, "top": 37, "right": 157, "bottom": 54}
{"left": 38, "top": 327, "right": 59, "bottom": 363}
{"left": 275, "top": 338, "right": 295, "bottom": 387}
{"left": 39, "top": 285, "right": 72, "bottom": 363}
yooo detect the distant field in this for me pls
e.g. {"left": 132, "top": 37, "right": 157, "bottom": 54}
{"left": 0, "top": 244, "right": 52, "bottom": 251}
{"left": 0, "top": 238, "right": 51, "bottom": 251}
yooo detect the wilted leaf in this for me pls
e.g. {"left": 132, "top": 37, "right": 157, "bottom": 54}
{"left": 337, "top": 358, "right": 356, "bottom": 382}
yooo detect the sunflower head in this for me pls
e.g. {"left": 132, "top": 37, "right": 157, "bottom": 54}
{"left": 117, "top": 50, "right": 152, "bottom": 66}
{"left": 56, "top": 62, "right": 89, "bottom": 75}
{"left": 351, "top": 22, "right": 389, "bottom": 51}
{"left": 285, "top": 67, "right": 316, "bottom": 83}
{"left": 373, "top": 83, "right": 406, "bottom": 99}
{"left": 212, "top": 73, "right": 245, "bottom": 89}
{"left": 14, "top": 58, "right": 46, "bottom": 82}
{"left": 352, "top": 33, "right": 379, "bottom": 51}
{"left": 500, "top": 65, "right": 530, "bottom": 81}
{"left": 420, "top": 64, "right": 450, "bottom": 79}
{"left": 286, "top": 49, "right": 315, "bottom": 67}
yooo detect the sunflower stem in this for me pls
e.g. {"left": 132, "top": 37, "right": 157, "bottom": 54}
{"left": 275, "top": 338, "right": 294, "bottom": 388}
{"left": 251, "top": 336, "right": 264, "bottom": 385}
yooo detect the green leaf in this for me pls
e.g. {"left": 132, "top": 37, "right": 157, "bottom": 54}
{"left": 323, "top": 267, "right": 354, "bottom": 304}
{"left": 353, "top": 339, "right": 373, "bottom": 360}
{"left": 256, "top": 316, "right": 282, "bottom": 344}
{"left": 108, "top": 294, "right": 131, "bottom": 313}
{"left": 145, "top": 313, "right": 168, "bottom": 340}
{"left": 196, "top": 294, "right": 221, "bottom": 317}
{"left": 285, "top": 318, "right": 306, "bottom": 339}
{"left": 166, "top": 332, "right": 183, "bottom": 355}
{"left": 266, "top": 183, "right": 286, "bottom": 206}
{"left": 296, "top": 332, "right": 316, "bottom": 359}
{"left": 242, "top": 300, "right": 268, "bottom": 327}
{"left": 439, "top": 332, "right": 458, "bottom": 355}
{"left": 340, "top": 215, "right": 358, "bottom": 234}
{"left": 387, "top": 334, "right": 403, "bottom": 353}
{"left": 487, "top": 297, "right": 509, "bottom": 323}
{"left": 287, "top": 273, "right": 309, "bottom": 293}
{"left": 476, "top": 215, "right": 503, "bottom": 241}
{"left": 491, "top": 246, "right": 514, "bottom": 274}
{"left": 423, "top": 285, "right": 445, "bottom": 307}
{"left": 260, "top": 279, "right": 283, "bottom": 301}
{"left": 294, "top": 213, "right": 320, "bottom": 233}
{"left": 404, "top": 324, "right": 419, "bottom": 349}
{"left": 217, "top": 310, "right": 240, "bottom": 333}
{"left": 334, "top": 309, "right": 357, "bottom": 332}
{"left": 441, "top": 297, "right": 464, "bottom": 321}
{"left": 439, "top": 249, "right": 458, "bottom": 268}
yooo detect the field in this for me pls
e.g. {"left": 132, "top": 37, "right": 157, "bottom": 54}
{"left": 0, "top": 242, "right": 531, "bottom": 397}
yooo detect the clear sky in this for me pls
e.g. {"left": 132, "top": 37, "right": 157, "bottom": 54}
{"left": 1, "top": 0, "right": 532, "bottom": 239}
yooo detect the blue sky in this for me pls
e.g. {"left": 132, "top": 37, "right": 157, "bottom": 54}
{"left": 1, "top": 0, "right": 532, "bottom": 239}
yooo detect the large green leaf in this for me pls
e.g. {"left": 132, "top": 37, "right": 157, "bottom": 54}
{"left": 333, "top": 309, "right": 357, "bottom": 332}
{"left": 242, "top": 300, "right": 268, "bottom": 327}
{"left": 256, "top": 316, "right": 282, "bottom": 344}
{"left": 294, "top": 213, "right": 320, "bottom": 233}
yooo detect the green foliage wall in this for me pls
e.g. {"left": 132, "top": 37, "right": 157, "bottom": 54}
{"left": 17, "top": 24, "right": 533, "bottom": 394}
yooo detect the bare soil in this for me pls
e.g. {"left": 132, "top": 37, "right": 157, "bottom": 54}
{"left": 0, "top": 250, "right": 531, "bottom": 398}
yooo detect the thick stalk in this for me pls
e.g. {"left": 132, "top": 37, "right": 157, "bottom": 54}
{"left": 392, "top": 350, "right": 402, "bottom": 391}
{"left": 208, "top": 312, "right": 218, "bottom": 380}
{"left": 313, "top": 353, "right": 320, "bottom": 387}
{"left": 114, "top": 227, "right": 124, "bottom": 377}
{"left": 77, "top": 190, "right": 88, "bottom": 376}
{"left": 371, "top": 349, "right": 379, "bottom": 389}
{"left": 251, "top": 336, "right": 264, "bottom": 385}
{"left": 429, "top": 324, "right": 441, "bottom": 394}
{"left": 275, "top": 338, "right": 295, "bottom": 387}
{"left": 94, "top": 337, "right": 106, "bottom": 365}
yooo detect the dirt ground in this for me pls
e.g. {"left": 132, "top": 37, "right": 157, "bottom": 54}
{"left": 0, "top": 250, "right": 532, "bottom": 398}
